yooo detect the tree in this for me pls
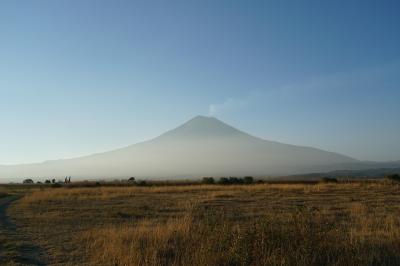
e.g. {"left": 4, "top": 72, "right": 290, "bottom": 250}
{"left": 244, "top": 176, "right": 254, "bottom": 184}
{"left": 137, "top": 180, "right": 147, "bottom": 186}
{"left": 219, "top": 177, "right": 230, "bottom": 185}
{"left": 229, "top": 177, "right": 243, "bottom": 184}
{"left": 386, "top": 174, "right": 400, "bottom": 182}
{"left": 320, "top": 177, "right": 338, "bottom": 183}
{"left": 23, "top": 179, "right": 34, "bottom": 184}
{"left": 202, "top": 177, "right": 215, "bottom": 184}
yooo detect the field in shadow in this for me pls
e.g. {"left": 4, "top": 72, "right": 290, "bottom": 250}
{"left": 0, "top": 194, "right": 47, "bottom": 265}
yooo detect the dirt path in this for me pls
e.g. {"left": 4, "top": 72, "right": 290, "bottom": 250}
{"left": 0, "top": 195, "right": 47, "bottom": 266}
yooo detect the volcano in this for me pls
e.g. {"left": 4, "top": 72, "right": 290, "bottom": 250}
{"left": 0, "top": 116, "right": 361, "bottom": 180}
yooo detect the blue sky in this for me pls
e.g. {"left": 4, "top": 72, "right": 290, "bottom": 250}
{"left": 1, "top": 0, "right": 399, "bottom": 164}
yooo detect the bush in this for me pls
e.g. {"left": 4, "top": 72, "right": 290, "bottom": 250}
{"left": 244, "top": 176, "right": 254, "bottom": 184}
{"left": 219, "top": 177, "right": 230, "bottom": 185}
{"left": 51, "top": 183, "right": 62, "bottom": 188}
{"left": 320, "top": 177, "right": 338, "bottom": 183}
{"left": 137, "top": 180, "right": 147, "bottom": 186}
{"left": 386, "top": 174, "right": 400, "bottom": 182}
{"left": 228, "top": 177, "right": 243, "bottom": 184}
{"left": 218, "top": 177, "right": 254, "bottom": 185}
{"left": 202, "top": 177, "right": 215, "bottom": 184}
{"left": 23, "top": 179, "right": 34, "bottom": 184}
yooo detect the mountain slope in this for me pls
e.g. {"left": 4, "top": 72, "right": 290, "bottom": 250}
{"left": 0, "top": 116, "right": 362, "bottom": 180}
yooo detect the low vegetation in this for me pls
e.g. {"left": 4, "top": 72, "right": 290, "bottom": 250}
{"left": 386, "top": 174, "right": 400, "bottom": 182}
{"left": 0, "top": 191, "right": 7, "bottom": 198}
{"left": 4, "top": 181, "right": 400, "bottom": 265}
{"left": 319, "top": 177, "right": 338, "bottom": 183}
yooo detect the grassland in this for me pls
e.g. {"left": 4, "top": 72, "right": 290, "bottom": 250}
{"left": 3, "top": 181, "right": 400, "bottom": 265}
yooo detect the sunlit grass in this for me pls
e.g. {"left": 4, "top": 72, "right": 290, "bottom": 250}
{"left": 9, "top": 181, "right": 400, "bottom": 265}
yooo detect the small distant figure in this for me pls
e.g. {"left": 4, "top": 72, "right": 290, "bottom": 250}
{"left": 65, "top": 176, "right": 72, "bottom": 183}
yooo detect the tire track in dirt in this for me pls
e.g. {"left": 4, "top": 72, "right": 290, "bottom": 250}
{"left": 0, "top": 195, "right": 47, "bottom": 265}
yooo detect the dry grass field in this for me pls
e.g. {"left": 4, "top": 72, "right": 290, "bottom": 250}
{"left": 3, "top": 181, "right": 400, "bottom": 265}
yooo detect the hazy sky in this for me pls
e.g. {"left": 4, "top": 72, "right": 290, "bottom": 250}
{"left": 1, "top": 0, "right": 400, "bottom": 164}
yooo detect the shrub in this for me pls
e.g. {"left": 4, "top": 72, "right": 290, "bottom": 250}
{"left": 137, "top": 180, "right": 147, "bottom": 186}
{"left": 243, "top": 176, "right": 254, "bottom": 184}
{"left": 23, "top": 179, "right": 34, "bottom": 184}
{"left": 386, "top": 174, "right": 400, "bottom": 182}
{"left": 202, "top": 177, "right": 215, "bottom": 184}
{"left": 51, "top": 183, "right": 62, "bottom": 188}
{"left": 219, "top": 177, "right": 230, "bottom": 185}
{"left": 228, "top": 177, "right": 243, "bottom": 184}
{"left": 218, "top": 177, "right": 256, "bottom": 185}
{"left": 320, "top": 177, "right": 338, "bottom": 183}
{"left": 128, "top": 177, "right": 136, "bottom": 182}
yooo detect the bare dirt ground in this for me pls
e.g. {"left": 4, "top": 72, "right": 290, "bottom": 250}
{"left": 0, "top": 195, "right": 47, "bottom": 266}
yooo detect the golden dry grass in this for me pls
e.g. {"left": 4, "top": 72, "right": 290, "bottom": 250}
{"left": 0, "top": 186, "right": 10, "bottom": 197}
{"left": 8, "top": 182, "right": 400, "bottom": 265}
